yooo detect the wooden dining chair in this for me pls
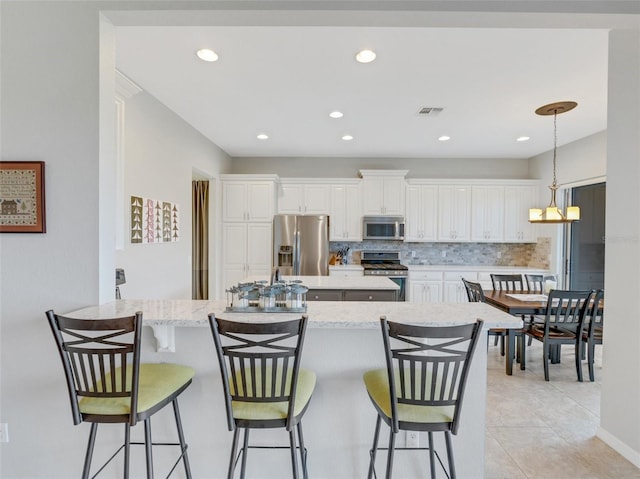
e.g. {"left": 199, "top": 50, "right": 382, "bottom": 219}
{"left": 519, "top": 289, "right": 592, "bottom": 381}
{"left": 524, "top": 274, "right": 544, "bottom": 292}
{"left": 461, "top": 278, "right": 506, "bottom": 355}
{"left": 577, "top": 289, "right": 604, "bottom": 382}
{"left": 490, "top": 274, "right": 524, "bottom": 291}
{"left": 363, "top": 317, "right": 484, "bottom": 479}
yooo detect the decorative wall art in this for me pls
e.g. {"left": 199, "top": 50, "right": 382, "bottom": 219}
{"left": 0, "top": 161, "right": 46, "bottom": 233}
{"left": 130, "top": 195, "right": 179, "bottom": 244}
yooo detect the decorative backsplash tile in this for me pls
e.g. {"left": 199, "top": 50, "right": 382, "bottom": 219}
{"left": 330, "top": 237, "right": 550, "bottom": 269}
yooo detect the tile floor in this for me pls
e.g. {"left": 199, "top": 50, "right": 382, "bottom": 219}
{"left": 484, "top": 339, "right": 640, "bottom": 479}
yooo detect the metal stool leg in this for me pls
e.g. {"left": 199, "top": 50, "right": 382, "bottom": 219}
{"left": 240, "top": 429, "right": 250, "bottom": 479}
{"left": 172, "top": 399, "right": 192, "bottom": 478}
{"left": 227, "top": 428, "right": 240, "bottom": 479}
{"left": 385, "top": 428, "right": 396, "bottom": 479}
{"left": 82, "top": 423, "right": 98, "bottom": 479}
{"left": 144, "top": 419, "right": 154, "bottom": 479}
{"left": 297, "top": 422, "right": 308, "bottom": 479}
{"left": 289, "top": 427, "right": 300, "bottom": 479}
{"left": 124, "top": 423, "right": 131, "bottom": 479}
{"left": 367, "top": 415, "right": 382, "bottom": 479}
{"left": 444, "top": 431, "right": 457, "bottom": 479}
{"left": 427, "top": 431, "right": 436, "bottom": 479}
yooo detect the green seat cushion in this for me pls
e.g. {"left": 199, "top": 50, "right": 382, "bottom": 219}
{"left": 363, "top": 368, "right": 454, "bottom": 424}
{"left": 231, "top": 368, "right": 316, "bottom": 421}
{"left": 79, "top": 363, "right": 195, "bottom": 416}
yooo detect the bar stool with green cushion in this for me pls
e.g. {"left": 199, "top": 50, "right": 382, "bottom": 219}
{"left": 363, "top": 317, "right": 483, "bottom": 479}
{"left": 45, "top": 310, "right": 194, "bottom": 479}
{"left": 208, "top": 314, "right": 316, "bottom": 479}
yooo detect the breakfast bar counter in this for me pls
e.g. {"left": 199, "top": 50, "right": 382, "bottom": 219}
{"left": 65, "top": 299, "right": 520, "bottom": 478}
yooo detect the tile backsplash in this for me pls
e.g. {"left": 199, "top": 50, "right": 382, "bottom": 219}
{"left": 330, "top": 237, "right": 550, "bottom": 269}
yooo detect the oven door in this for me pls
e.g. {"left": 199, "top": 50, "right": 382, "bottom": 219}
{"left": 388, "top": 276, "right": 406, "bottom": 301}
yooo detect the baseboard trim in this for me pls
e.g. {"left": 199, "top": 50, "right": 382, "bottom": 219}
{"left": 597, "top": 426, "right": 640, "bottom": 468}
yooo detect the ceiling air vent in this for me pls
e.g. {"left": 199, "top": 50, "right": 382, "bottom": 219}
{"left": 417, "top": 107, "right": 444, "bottom": 116}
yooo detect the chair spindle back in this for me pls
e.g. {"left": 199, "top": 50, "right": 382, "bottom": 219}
{"left": 46, "top": 311, "right": 142, "bottom": 426}
{"left": 380, "top": 318, "right": 483, "bottom": 434}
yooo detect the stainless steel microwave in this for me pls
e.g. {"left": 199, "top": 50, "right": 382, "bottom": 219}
{"left": 362, "top": 216, "right": 405, "bottom": 240}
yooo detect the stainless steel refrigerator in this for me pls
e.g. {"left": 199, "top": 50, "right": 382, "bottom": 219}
{"left": 273, "top": 215, "right": 329, "bottom": 276}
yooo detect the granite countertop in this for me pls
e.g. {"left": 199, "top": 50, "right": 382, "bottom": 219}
{"left": 406, "top": 265, "right": 549, "bottom": 272}
{"left": 65, "top": 298, "right": 521, "bottom": 330}
{"left": 248, "top": 275, "right": 398, "bottom": 290}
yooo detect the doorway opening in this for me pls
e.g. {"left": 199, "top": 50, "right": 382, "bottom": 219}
{"left": 564, "top": 182, "right": 606, "bottom": 290}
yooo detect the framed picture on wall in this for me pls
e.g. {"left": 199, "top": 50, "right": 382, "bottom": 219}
{"left": 0, "top": 161, "right": 46, "bottom": 233}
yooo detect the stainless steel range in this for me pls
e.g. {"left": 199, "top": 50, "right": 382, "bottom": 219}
{"left": 361, "top": 251, "right": 407, "bottom": 301}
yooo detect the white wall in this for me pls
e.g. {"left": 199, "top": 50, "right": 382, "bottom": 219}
{"left": 115, "top": 89, "right": 231, "bottom": 300}
{"left": 599, "top": 28, "right": 640, "bottom": 463}
{"left": 1, "top": 2, "right": 639, "bottom": 478}
{"left": 0, "top": 2, "right": 104, "bottom": 476}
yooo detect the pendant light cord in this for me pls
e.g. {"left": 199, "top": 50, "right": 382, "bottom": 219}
{"left": 552, "top": 109, "right": 558, "bottom": 188}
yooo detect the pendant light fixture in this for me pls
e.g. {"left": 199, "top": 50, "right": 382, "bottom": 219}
{"left": 528, "top": 101, "right": 581, "bottom": 223}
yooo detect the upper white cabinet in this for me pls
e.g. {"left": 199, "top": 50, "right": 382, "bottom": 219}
{"left": 438, "top": 184, "right": 471, "bottom": 241}
{"left": 471, "top": 185, "right": 505, "bottom": 242}
{"left": 360, "top": 170, "right": 407, "bottom": 216}
{"left": 329, "top": 181, "right": 363, "bottom": 241}
{"left": 222, "top": 175, "right": 278, "bottom": 222}
{"left": 278, "top": 180, "right": 330, "bottom": 215}
{"left": 504, "top": 184, "right": 538, "bottom": 243}
{"left": 405, "top": 182, "right": 438, "bottom": 242}
{"left": 222, "top": 222, "right": 272, "bottom": 289}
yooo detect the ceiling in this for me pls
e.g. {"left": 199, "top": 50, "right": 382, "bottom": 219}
{"left": 115, "top": 26, "right": 608, "bottom": 159}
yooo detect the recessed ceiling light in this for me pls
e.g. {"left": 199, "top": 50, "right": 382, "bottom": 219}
{"left": 342, "top": 135, "right": 354, "bottom": 141}
{"left": 257, "top": 133, "right": 269, "bottom": 140}
{"left": 355, "top": 49, "right": 376, "bottom": 63}
{"left": 516, "top": 136, "right": 531, "bottom": 142}
{"left": 438, "top": 135, "right": 451, "bottom": 142}
{"left": 196, "top": 49, "right": 219, "bottom": 62}
{"left": 329, "top": 111, "right": 344, "bottom": 119}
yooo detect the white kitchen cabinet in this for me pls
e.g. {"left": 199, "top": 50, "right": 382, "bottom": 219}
{"left": 222, "top": 222, "right": 272, "bottom": 289}
{"left": 408, "top": 271, "right": 443, "bottom": 303}
{"left": 360, "top": 170, "right": 407, "bottom": 216}
{"left": 438, "top": 184, "right": 471, "bottom": 241}
{"left": 329, "top": 181, "right": 362, "bottom": 241}
{"left": 471, "top": 185, "right": 504, "bottom": 242}
{"left": 443, "top": 271, "right": 477, "bottom": 303}
{"left": 504, "top": 185, "right": 538, "bottom": 242}
{"left": 222, "top": 176, "right": 277, "bottom": 222}
{"left": 278, "top": 181, "right": 330, "bottom": 215}
{"left": 405, "top": 183, "right": 438, "bottom": 242}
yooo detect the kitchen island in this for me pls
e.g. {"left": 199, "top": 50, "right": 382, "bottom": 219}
{"left": 65, "top": 299, "right": 520, "bottom": 478}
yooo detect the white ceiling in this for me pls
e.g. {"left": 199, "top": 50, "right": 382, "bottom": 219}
{"left": 115, "top": 26, "right": 608, "bottom": 159}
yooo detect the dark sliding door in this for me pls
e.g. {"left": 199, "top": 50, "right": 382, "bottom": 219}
{"left": 567, "top": 182, "right": 606, "bottom": 290}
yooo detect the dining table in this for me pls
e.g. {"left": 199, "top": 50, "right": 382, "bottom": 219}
{"left": 483, "top": 290, "right": 551, "bottom": 375}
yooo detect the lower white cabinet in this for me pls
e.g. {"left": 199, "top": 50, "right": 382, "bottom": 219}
{"left": 408, "top": 271, "right": 443, "bottom": 303}
{"left": 222, "top": 222, "right": 272, "bottom": 289}
{"left": 443, "top": 272, "right": 477, "bottom": 303}
{"left": 409, "top": 268, "right": 549, "bottom": 304}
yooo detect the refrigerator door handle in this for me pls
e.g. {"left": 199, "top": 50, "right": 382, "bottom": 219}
{"left": 294, "top": 230, "right": 301, "bottom": 276}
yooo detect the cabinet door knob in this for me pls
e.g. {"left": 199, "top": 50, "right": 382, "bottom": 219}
{"left": 368, "top": 295, "right": 374, "bottom": 300}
